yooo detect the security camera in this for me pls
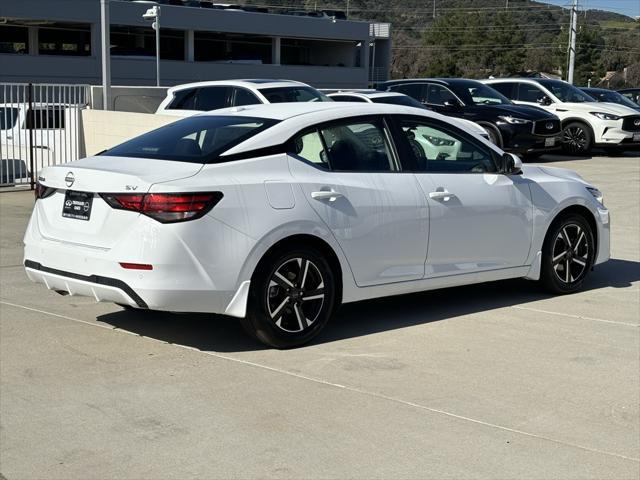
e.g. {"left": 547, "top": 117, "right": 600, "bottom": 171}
{"left": 142, "top": 6, "right": 160, "bottom": 20}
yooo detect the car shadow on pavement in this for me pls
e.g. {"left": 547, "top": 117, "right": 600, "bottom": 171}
{"left": 97, "top": 258, "right": 639, "bottom": 352}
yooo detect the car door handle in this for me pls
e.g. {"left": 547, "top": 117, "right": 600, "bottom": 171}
{"left": 429, "top": 190, "right": 457, "bottom": 201}
{"left": 311, "top": 190, "right": 343, "bottom": 202}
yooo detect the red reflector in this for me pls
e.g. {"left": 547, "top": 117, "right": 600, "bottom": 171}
{"left": 119, "top": 262, "right": 153, "bottom": 270}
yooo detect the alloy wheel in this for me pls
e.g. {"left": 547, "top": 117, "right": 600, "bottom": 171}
{"left": 266, "top": 257, "right": 325, "bottom": 333}
{"left": 551, "top": 223, "right": 590, "bottom": 284}
{"left": 563, "top": 126, "right": 587, "bottom": 153}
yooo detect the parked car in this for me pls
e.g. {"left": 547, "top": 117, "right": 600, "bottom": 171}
{"left": 378, "top": 78, "right": 562, "bottom": 158}
{"left": 156, "top": 79, "right": 331, "bottom": 115}
{"left": 327, "top": 90, "right": 490, "bottom": 140}
{"left": 580, "top": 87, "right": 640, "bottom": 112}
{"left": 25, "top": 102, "right": 610, "bottom": 348}
{"left": 1, "top": 102, "right": 82, "bottom": 185}
{"left": 618, "top": 88, "right": 640, "bottom": 106}
{"left": 484, "top": 78, "right": 640, "bottom": 154}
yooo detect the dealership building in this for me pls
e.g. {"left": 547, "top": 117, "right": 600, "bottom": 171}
{"left": 0, "top": 0, "right": 391, "bottom": 89}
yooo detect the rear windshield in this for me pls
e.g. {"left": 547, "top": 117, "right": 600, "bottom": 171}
{"left": 104, "top": 115, "right": 278, "bottom": 163}
{"left": 0, "top": 107, "right": 19, "bottom": 130}
{"left": 259, "top": 86, "right": 331, "bottom": 103}
{"left": 373, "top": 95, "right": 426, "bottom": 108}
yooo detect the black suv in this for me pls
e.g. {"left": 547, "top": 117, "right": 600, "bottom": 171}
{"left": 378, "top": 78, "right": 562, "bottom": 157}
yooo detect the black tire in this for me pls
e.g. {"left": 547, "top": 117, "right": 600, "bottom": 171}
{"left": 241, "top": 247, "right": 337, "bottom": 349}
{"left": 540, "top": 214, "right": 595, "bottom": 294}
{"left": 483, "top": 124, "right": 502, "bottom": 148}
{"left": 562, "top": 122, "right": 593, "bottom": 154}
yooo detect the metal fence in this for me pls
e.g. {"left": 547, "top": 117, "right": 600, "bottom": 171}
{"left": 1, "top": 83, "right": 90, "bottom": 189}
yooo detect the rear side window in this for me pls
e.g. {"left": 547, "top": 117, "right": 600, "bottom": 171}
{"left": 104, "top": 115, "right": 278, "bottom": 163}
{"left": 195, "top": 87, "right": 231, "bottom": 111}
{"left": 26, "top": 108, "right": 65, "bottom": 129}
{"left": 490, "top": 82, "right": 516, "bottom": 99}
{"left": 320, "top": 120, "right": 395, "bottom": 172}
{"left": 0, "top": 107, "right": 19, "bottom": 130}
{"left": 168, "top": 88, "right": 197, "bottom": 110}
{"left": 233, "top": 88, "right": 261, "bottom": 107}
{"left": 259, "top": 86, "right": 330, "bottom": 103}
{"left": 388, "top": 84, "right": 426, "bottom": 103}
{"left": 291, "top": 130, "right": 330, "bottom": 169}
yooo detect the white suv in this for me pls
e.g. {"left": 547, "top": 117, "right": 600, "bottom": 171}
{"left": 156, "top": 79, "right": 331, "bottom": 115}
{"left": 483, "top": 78, "right": 640, "bottom": 154}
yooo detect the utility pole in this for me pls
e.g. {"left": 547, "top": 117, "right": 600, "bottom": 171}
{"left": 567, "top": 0, "right": 578, "bottom": 84}
{"left": 346, "top": 0, "right": 350, "bottom": 18}
{"left": 506, "top": 0, "right": 509, "bottom": 8}
{"left": 100, "top": 0, "right": 111, "bottom": 110}
{"left": 433, "top": 0, "right": 436, "bottom": 19}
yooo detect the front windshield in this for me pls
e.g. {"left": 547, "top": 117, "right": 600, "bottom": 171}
{"left": 373, "top": 95, "right": 426, "bottom": 108}
{"left": 259, "top": 86, "right": 331, "bottom": 103}
{"left": 0, "top": 107, "right": 19, "bottom": 130}
{"left": 591, "top": 90, "right": 638, "bottom": 109}
{"left": 453, "top": 82, "right": 512, "bottom": 106}
{"left": 104, "top": 115, "right": 278, "bottom": 163}
{"left": 539, "top": 80, "right": 593, "bottom": 103}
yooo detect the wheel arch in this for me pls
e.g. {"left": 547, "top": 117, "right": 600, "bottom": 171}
{"left": 477, "top": 121, "right": 503, "bottom": 148}
{"left": 252, "top": 234, "right": 344, "bottom": 305}
{"left": 561, "top": 117, "right": 595, "bottom": 134}
{"left": 544, "top": 204, "right": 598, "bottom": 257}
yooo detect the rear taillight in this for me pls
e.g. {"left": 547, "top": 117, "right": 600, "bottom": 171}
{"left": 100, "top": 192, "right": 223, "bottom": 223}
{"left": 35, "top": 182, "right": 56, "bottom": 200}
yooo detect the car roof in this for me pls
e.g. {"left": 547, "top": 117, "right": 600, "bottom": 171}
{"left": 205, "top": 102, "right": 492, "bottom": 156}
{"left": 167, "top": 79, "right": 309, "bottom": 93}
{"left": 383, "top": 78, "right": 482, "bottom": 87}
{"left": 327, "top": 91, "right": 406, "bottom": 99}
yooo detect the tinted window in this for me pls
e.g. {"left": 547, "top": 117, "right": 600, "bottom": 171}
{"left": 26, "top": 108, "right": 65, "bottom": 129}
{"left": 388, "top": 84, "right": 427, "bottom": 103}
{"left": 0, "top": 107, "right": 19, "bottom": 130}
{"left": 490, "top": 82, "right": 516, "bottom": 99}
{"left": 259, "top": 87, "right": 330, "bottom": 103}
{"left": 330, "top": 95, "right": 369, "bottom": 102}
{"left": 0, "top": 25, "right": 28, "bottom": 54}
{"left": 537, "top": 80, "right": 593, "bottom": 103}
{"left": 195, "top": 87, "right": 230, "bottom": 111}
{"left": 233, "top": 88, "right": 261, "bottom": 107}
{"left": 399, "top": 117, "right": 497, "bottom": 173}
{"left": 291, "top": 130, "right": 330, "bottom": 169}
{"left": 168, "top": 88, "right": 197, "bottom": 110}
{"left": 518, "top": 83, "right": 545, "bottom": 103}
{"left": 104, "top": 116, "right": 278, "bottom": 164}
{"left": 427, "top": 85, "right": 458, "bottom": 106}
{"left": 586, "top": 89, "right": 637, "bottom": 108}
{"left": 320, "top": 120, "right": 395, "bottom": 172}
{"left": 373, "top": 95, "right": 425, "bottom": 108}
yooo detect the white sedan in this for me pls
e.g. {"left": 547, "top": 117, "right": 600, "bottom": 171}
{"left": 24, "top": 103, "right": 610, "bottom": 348}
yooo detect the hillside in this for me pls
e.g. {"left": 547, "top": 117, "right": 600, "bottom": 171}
{"left": 243, "top": 0, "right": 640, "bottom": 86}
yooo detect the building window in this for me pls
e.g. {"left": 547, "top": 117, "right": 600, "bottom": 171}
{"left": 111, "top": 26, "right": 184, "bottom": 61}
{"left": 281, "top": 38, "right": 356, "bottom": 67}
{"left": 0, "top": 25, "right": 29, "bottom": 55}
{"left": 39, "top": 23, "right": 91, "bottom": 56}
{"left": 194, "top": 32, "right": 271, "bottom": 64}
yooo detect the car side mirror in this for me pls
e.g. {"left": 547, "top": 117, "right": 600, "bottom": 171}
{"left": 537, "top": 96, "right": 552, "bottom": 106}
{"left": 502, "top": 153, "right": 523, "bottom": 175}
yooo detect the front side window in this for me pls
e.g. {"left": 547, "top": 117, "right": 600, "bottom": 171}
{"left": 195, "top": 87, "right": 231, "bottom": 111}
{"left": 0, "top": 108, "right": 19, "bottom": 130}
{"left": 104, "top": 116, "right": 278, "bottom": 163}
{"left": 320, "top": 120, "right": 395, "bottom": 172}
{"left": 427, "top": 85, "right": 459, "bottom": 106}
{"left": 490, "top": 82, "right": 517, "bottom": 99}
{"left": 398, "top": 117, "right": 497, "bottom": 173}
{"left": 518, "top": 83, "right": 546, "bottom": 103}
{"left": 259, "top": 86, "right": 330, "bottom": 103}
{"left": 538, "top": 80, "right": 593, "bottom": 103}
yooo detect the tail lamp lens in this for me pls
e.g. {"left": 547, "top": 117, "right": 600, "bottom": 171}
{"left": 35, "top": 182, "right": 56, "bottom": 200}
{"left": 100, "top": 192, "right": 223, "bottom": 223}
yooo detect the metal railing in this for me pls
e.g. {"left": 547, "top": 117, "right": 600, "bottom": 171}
{"left": 1, "top": 83, "right": 89, "bottom": 189}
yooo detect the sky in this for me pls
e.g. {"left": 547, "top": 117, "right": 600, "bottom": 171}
{"left": 540, "top": 0, "right": 640, "bottom": 18}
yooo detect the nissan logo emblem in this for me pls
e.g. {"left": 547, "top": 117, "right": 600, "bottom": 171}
{"left": 545, "top": 122, "right": 555, "bottom": 130}
{"left": 634, "top": 119, "right": 640, "bottom": 127}
{"left": 65, "top": 172, "right": 75, "bottom": 188}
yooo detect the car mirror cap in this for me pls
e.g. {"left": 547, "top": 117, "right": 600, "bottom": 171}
{"left": 503, "top": 152, "right": 523, "bottom": 175}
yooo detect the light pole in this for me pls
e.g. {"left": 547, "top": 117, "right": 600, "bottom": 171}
{"left": 567, "top": 0, "right": 578, "bottom": 84}
{"left": 100, "top": 0, "right": 111, "bottom": 110}
{"left": 143, "top": 6, "right": 161, "bottom": 86}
